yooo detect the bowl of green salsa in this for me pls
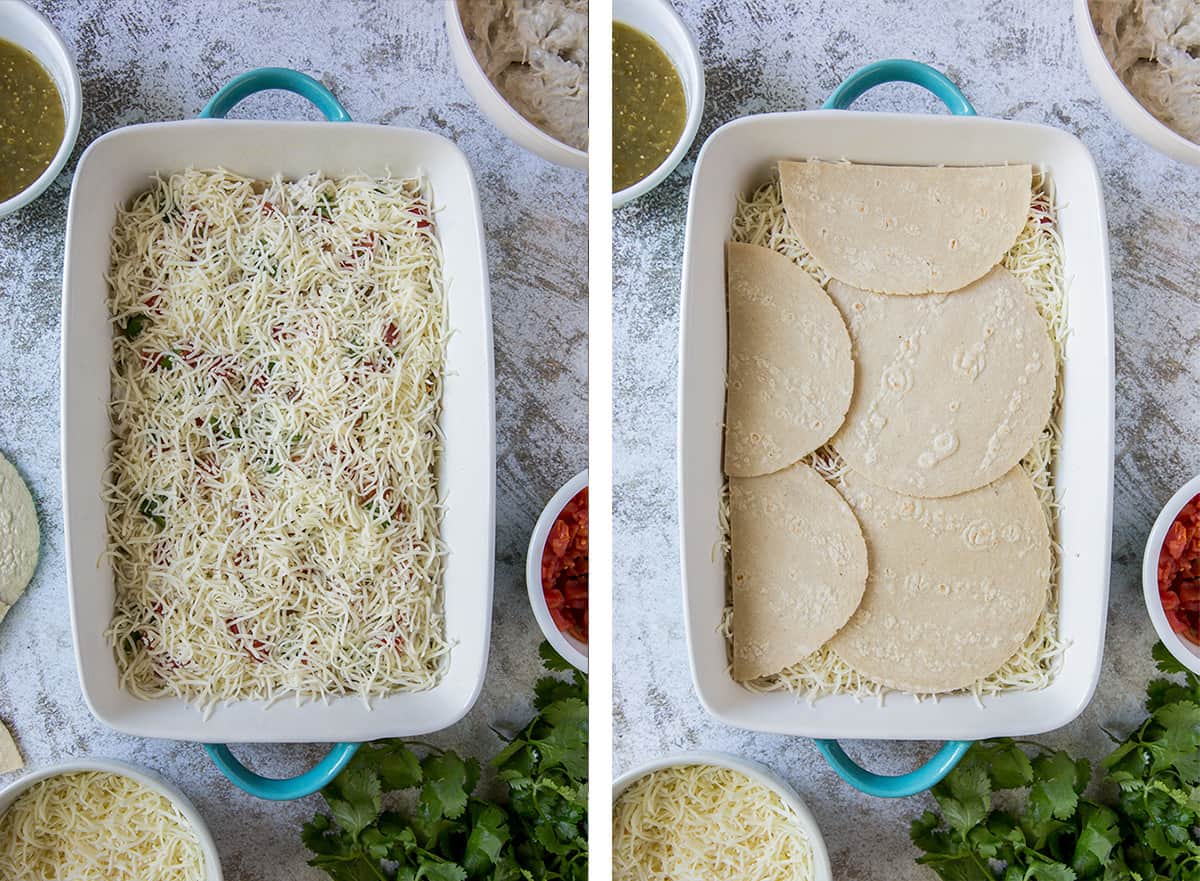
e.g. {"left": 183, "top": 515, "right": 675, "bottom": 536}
{"left": 613, "top": 0, "right": 704, "bottom": 208}
{"left": 0, "top": 1, "right": 80, "bottom": 218}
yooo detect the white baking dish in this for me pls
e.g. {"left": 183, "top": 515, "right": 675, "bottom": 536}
{"left": 61, "top": 71, "right": 495, "bottom": 752}
{"left": 678, "top": 63, "right": 1113, "bottom": 748}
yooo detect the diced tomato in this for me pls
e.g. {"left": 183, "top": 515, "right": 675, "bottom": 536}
{"left": 1158, "top": 493, "right": 1200, "bottom": 646}
{"left": 547, "top": 520, "right": 572, "bottom": 557}
{"left": 383, "top": 321, "right": 401, "bottom": 348}
{"left": 548, "top": 606, "right": 570, "bottom": 632}
{"left": 539, "top": 487, "right": 588, "bottom": 644}
{"left": 1166, "top": 521, "right": 1189, "bottom": 559}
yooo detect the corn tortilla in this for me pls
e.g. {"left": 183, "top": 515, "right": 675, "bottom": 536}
{"left": 779, "top": 160, "right": 1031, "bottom": 295}
{"left": 724, "top": 241, "right": 854, "bottom": 478}
{"left": 730, "top": 461, "right": 868, "bottom": 681}
{"left": 828, "top": 467, "right": 1051, "bottom": 693}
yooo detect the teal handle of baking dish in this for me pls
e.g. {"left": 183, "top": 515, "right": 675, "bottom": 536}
{"left": 815, "top": 739, "right": 971, "bottom": 798}
{"left": 203, "top": 743, "right": 361, "bottom": 800}
{"left": 197, "top": 68, "right": 357, "bottom": 801}
{"left": 823, "top": 59, "right": 976, "bottom": 116}
{"left": 199, "top": 67, "right": 352, "bottom": 122}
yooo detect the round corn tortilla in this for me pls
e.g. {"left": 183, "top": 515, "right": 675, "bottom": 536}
{"left": 828, "top": 467, "right": 1051, "bottom": 693}
{"left": 0, "top": 453, "right": 37, "bottom": 624}
{"left": 779, "top": 160, "right": 1031, "bottom": 295}
{"left": 724, "top": 241, "right": 854, "bottom": 477}
{"left": 828, "top": 266, "right": 1055, "bottom": 498}
{"left": 730, "top": 461, "right": 868, "bottom": 681}
{"left": 0, "top": 719, "right": 22, "bottom": 773}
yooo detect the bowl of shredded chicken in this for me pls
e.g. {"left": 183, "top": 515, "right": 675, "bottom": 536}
{"left": 446, "top": 0, "right": 588, "bottom": 170}
{"left": 1077, "top": 0, "right": 1200, "bottom": 164}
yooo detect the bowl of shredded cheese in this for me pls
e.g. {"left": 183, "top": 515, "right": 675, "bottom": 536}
{"left": 612, "top": 751, "right": 832, "bottom": 881}
{"left": 0, "top": 758, "right": 221, "bottom": 880}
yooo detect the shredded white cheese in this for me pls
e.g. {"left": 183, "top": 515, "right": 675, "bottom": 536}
{"left": 104, "top": 169, "right": 448, "bottom": 709}
{"left": 723, "top": 170, "right": 1067, "bottom": 702}
{"left": 0, "top": 771, "right": 205, "bottom": 881}
{"left": 613, "top": 764, "right": 815, "bottom": 881}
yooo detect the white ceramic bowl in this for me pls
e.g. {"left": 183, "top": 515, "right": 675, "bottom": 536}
{"left": 526, "top": 469, "right": 588, "bottom": 672}
{"left": 612, "top": 750, "right": 833, "bottom": 881}
{"left": 612, "top": 0, "right": 705, "bottom": 208}
{"left": 0, "top": 758, "right": 222, "bottom": 880}
{"left": 443, "top": 0, "right": 587, "bottom": 171}
{"left": 1142, "top": 473, "right": 1200, "bottom": 673}
{"left": 1073, "top": 0, "right": 1200, "bottom": 166}
{"left": 0, "top": 0, "right": 81, "bottom": 218}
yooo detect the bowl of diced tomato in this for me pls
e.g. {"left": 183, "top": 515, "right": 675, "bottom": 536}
{"left": 1144, "top": 476, "right": 1200, "bottom": 672}
{"left": 526, "top": 469, "right": 588, "bottom": 672}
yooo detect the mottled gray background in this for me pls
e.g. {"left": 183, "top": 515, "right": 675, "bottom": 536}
{"left": 0, "top": 1, "right": 585, "bottom": 878}
{"left": 613, "top": 1, "right": 1199, "bottom": 878}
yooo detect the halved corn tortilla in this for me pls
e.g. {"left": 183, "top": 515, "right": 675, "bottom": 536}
{"left": 724, "top": 242, "right": 854, "bottom": 477}
{"left": 0, "top": 452, "right": 37, "bottom": 624}
{"left": 730, "top": 461, "right": 868, "bottom": 681}
{"left": 828, "top": 266, "right": 1055, "bottom": 498}
{"left": 828, "top": 467, "right": 1051, "bottom": 693}
{"left": 0, "top": 720, "right": 21, "bottom": 773}
{"left": 779, "top": 160, "right": 1031, "bottom": 294}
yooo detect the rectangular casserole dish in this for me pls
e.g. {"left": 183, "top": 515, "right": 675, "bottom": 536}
{"left": 678, "top": 66, "right": 1114, "bottom": 744}
{"left": 61, "top": 74, "right": 496, "bottom": 746}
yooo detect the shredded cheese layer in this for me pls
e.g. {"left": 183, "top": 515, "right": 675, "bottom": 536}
{"left": 0, "top": 771, "right": 205, "bottom": 881}
{"left": 613, "top": 764, "right": 815, "bottom": 881}
{"left": 723, "top": 170, "right": 1067, "bottom": 702}
{"left": 105, "top": 169, "right": 448, "bottom": 708}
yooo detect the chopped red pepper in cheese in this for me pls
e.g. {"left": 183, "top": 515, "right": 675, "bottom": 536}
{"left": 541, "top": 487, "right": 588, "bottom": 643}
{"left": 1158, "top": 493, "right": 1200, "bottom": 645}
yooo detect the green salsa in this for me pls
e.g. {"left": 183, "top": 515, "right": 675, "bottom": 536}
{"left": 0, "top": 38, "right": 65, "bottom": 203}
{"left": 613, "top": 21, "right": 686, "bottom": 194}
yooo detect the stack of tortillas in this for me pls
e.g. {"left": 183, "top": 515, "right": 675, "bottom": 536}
{"left": 725, "top": 160, "right": 1055, "bottom": 694}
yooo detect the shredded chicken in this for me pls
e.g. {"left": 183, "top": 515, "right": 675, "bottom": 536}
{"left": 458, "top": 0, "right": 589, "bottom": 151}
{"left": 1091, "top": 0, "right": 1200, "bottom": 143}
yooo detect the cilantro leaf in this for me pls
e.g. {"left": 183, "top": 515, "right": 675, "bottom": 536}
{"left": 324, "top": 766, "right": 382, "bottom": 840}
{"left": 463, "top": 803, "right": 510, "bottom": 876}
{"left": 420, "top": 751, "right": 479, "bottom": 822}
{"left": 534, "top": 675, "right": 581, "bottom": 710}
{"left": 932, "top": 761, "right": 991, "bottom": 836}
{"left": 415, "top": 861, "right": 468, "bottom": 881}
{"left": 304, "top": 652, "right": 586, "bottom": 881}
{"left": 1153, "top": 641, "right": 1189, "bottom": 676}
{"left": 538, "top": 640, "right": 572, "bottom": 672}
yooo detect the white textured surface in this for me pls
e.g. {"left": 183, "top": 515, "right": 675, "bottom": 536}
{"left": 0, "top": 2, "right": 585, "bottom": 878}
{"left": 613, "top": 1, "right": 1197, "bottom": 877}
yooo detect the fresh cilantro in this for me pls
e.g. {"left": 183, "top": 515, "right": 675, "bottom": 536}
{"left": 303, "top": 641, "right": 586, "bottom": 881}
{"left": 912, "top": 643, "right": 1200, "bottom": 881}
{"left": 122, "top": 313, "right": 150, "bottom": 340}
{"left": 139, "top": 496, "right": 166, "bottom": 531}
